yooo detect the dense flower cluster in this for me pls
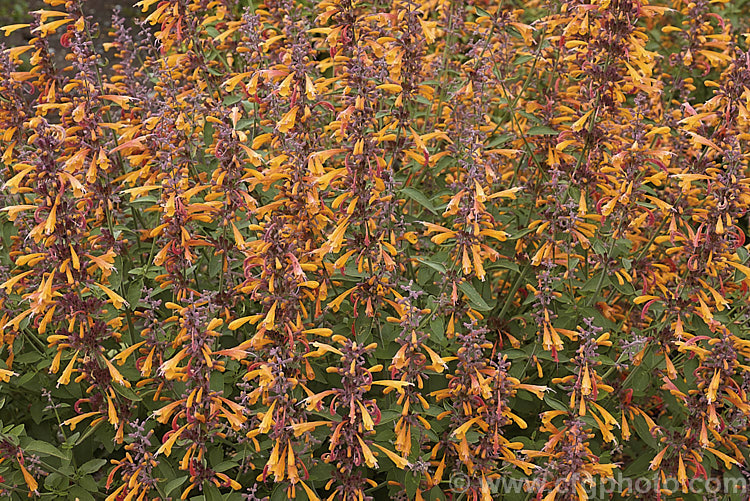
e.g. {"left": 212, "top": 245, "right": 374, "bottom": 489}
{"left": 1, "top": 0, "right": 750, "bottom": 499}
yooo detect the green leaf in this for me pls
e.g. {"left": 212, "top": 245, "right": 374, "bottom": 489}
{"left": 416, "top": 258, "right": 446, "bottom": 274}
{"left": 474, "top": 6, "right": 492, "bottom": 17}
{"left": 543, "top": 395, "right": 568, "bottom": 413}
{"left": 7, "top": 424, "right": 24, "bottom": 436}
{"left": 112, "top": 382, "right": 142, "bottom": 402}
{"left": 505, "top": 228, "right": 534, "bottom": 240}
{"left": 427, "top": 486, "right": 447, "bottom": 500}
{"left": 210, "top": 372, "right": 224, "bottom": 393}
{"left": 77, "top": 475, "right": 98, "bottom": 492}
{"left": 204, "top": 484, "right": 224, "bottom": 501}
{"left": 628, "top": 366, "right": 650, "bottom": 396}
{"left": 203, "top": 121, "right": 215, "bottom": 145}
{"left": 527, "top": 125, "right": 558, "bottom": 136}
{"left": 505, "top": 349, "right": 527, "bottom": 360}
{"left": 517, "top": 111, "right": 542, "bottom": 124}
{"left": 13, "top": 352, "right": 41, "bottom": 364}
{"left": 2, "top": 221, "right": 15, "bottom": 252}
{"left": 513, "top": 54, "right": 535, "bottom": 65}
{"left": 582, "top": 273, "right": 610, "bottom": 292}
{"left": 622, "top": 449, "right": 653, "bottom": 477}
{"left": 213, "top": 461, "right": 239, "bottom": 473}
{"left": 44, "top": 472, "right": 66, "bottom": 490}
{"left": 127, "top": 279, "right": 143, "bottom": 307}
{"left": 74, "top": 419, "right": 103, "bottom": 446}
{"left": 78, "top": 459, "right": 107, "bottom": 475}
{"left": 165, "top": 476, "right": 188, "bottom": 496}
{"left": 307, "top": 461, "right": 334, "bottom": 481}
{"left": 486, "top": 258, "right": 519, "bottom": 273}
{"left": 429, "top": 317, "right": 446, "bottom": 346}
{"left": 68, "top": 486, "right": 96, "bottom": 501}
{"left": 487, "top": 133, "right": 514, "bottom": 147}
{"left": 684, "top": 356, "right": 698, "bottom": 387}
{"left": 235, "top": 118, "right": 254, "bottom": 130}
{"left": 458, "top": 281, "right": 492, "bottom": 311}
{"left": 271, "top": 484, "right": 288, "bottom": 501}
{"left": 25, "top": 440, "right": 68, "bottom": 460}
{"left": 402, "top": 188, "right": 437, "bottom": 214}
{"left": 379, "top": 410, "right": 401, "bottom": 424}
{"left": 16, "top": 372, "right": 35, "bottom": 388}
{"left": 632, "top": 413, "right": 658, "bottom": 450}
{"left": 612, "top": 278, "right": 634, "bottom": 295}
{"left": 405, "top": 473, "right": 419, "bottom": 498}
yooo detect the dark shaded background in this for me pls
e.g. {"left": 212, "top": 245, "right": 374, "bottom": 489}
{"left": 1, "top": 0, "right": 137, "bottom": 67}
{"left": 0, "top": 0, "right": 134, "bottom": 46}
{"left": 0, "top": 0, "right": 125, "bottom": 25}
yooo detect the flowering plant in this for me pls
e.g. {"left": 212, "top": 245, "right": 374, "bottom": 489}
{"left": 2, "top": 0, "right": 750, "bottom": 500}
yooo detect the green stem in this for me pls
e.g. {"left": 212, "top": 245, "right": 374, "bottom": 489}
{"left": 494, "top": 263, "right": 530, "bottom": 322}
